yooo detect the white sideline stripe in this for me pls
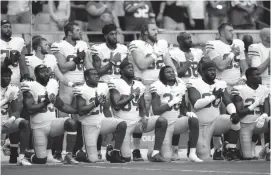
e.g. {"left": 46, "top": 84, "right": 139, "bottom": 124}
{"left": 77, "top": 165, "right": 270, "bottom": 175}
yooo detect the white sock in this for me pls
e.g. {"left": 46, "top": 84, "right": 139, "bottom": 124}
{"left": 189, "top": 148, "right": 196, "bottom": 156}
{"left": 18, "top": 154, "right": 24, "bottom": 159}
{"left": 152, "top": 150, "right": 159, "bottom": 157}
{"left": 47, "top": 149, "right": 53, "bottom": 158}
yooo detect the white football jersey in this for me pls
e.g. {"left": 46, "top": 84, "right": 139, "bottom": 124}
{"left": 189, "top": 78, "right": 227, "bottom": 124}
{"left": 51, "top": 40, "right": 89, "bottom": 82}
{"left": 169, "top": 47, "right": 203, "bottom": 82}
{"left": 150, "top": 78, "right": 186, "bottom": 124}
{"left": 249, "top": 43, "right": 271, "bottom": 88}
{"left": 129, "top": 39, "right": 168, "bottom": 82}
{"left": 109, "top": 79, "right": 145, "bottom": 126}
{"left": 1, "top": 84, "right": 19, "bottom": 124}
{"left": 1, "top": 37, "right": 25, "bottom": 85}
{"left": 74, "top": 82, "right": 109, "bottom": 126}
{"left": 232, "top": 84, "right": 269, "bottom": 123}
{"left": 205, "top": 39, "right": 245, "bottom": 86}
{"left": 26, "top": 54, "right": 58, "bottom": 72}
{"left": 91, "top": 43, "right": 128, "bottom": 82}
{"left": 23, "top": 80, "right": 58, "bottom": 129}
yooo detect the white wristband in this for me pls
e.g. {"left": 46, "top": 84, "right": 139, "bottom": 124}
{"left": 228, "top": 52, "right": 235, "bottom": 60}
{"left": 261, "top": 113, "right": 268, "bottom": 119}
{"left": 68, "top": 82, "right": 74, "bottom": 87}
{"left": 150, "top": 53, "right": 158, "bottom": 60}
{"left": 248, "top": 102, "right": 258, "bottom": 111}
{"left": 226, "top": 103, "right": 236, "bottom": 115}
{"left": 168, "top": 101, "right": 176, "bottom": 107}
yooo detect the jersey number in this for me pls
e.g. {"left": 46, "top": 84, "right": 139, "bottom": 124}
{"left": 38, "top": 95, "right": 55, "bottom": 113}
{"left": 1, "top": 49, "right": 20, "bottom": 67}
{"left": 180, "top": 61, "right": 199, "bottom": 78}
{"left": 244, "top": 98, "right": 261, "bottom": 115}
{"left": 67, "top": 55, "right": 84, "bottom": 71}
{"left": 202, "top": 93, "right": 221, "bottom": 108}
{"left": 134, "top": 4, "right": 149, "bottom": 18}
{"left": 163, "top": 93, "right": 180, "bottom": 111}
{"left": 120, "top": 95, "right": 139, "bottom": 112}
{"left": 88, "top": 98, "right": 103, "bottom": 115}
{"left": 103, "top": 59, "right": 121, "bottom": 75}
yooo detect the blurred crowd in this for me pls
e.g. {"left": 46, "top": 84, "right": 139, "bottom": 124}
{"left": 1, "top": 1, "right": 270, "bottom": 32}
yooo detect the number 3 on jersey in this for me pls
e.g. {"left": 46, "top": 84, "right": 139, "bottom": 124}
{"left": 163, "top": 93, "right": 180, "bottom": 111}
{"left": 66, "top": 55, "right": 84, "bottom": 71}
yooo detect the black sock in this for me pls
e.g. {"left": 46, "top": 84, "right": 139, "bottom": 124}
{"left": 172, "top": 134, "right": 180, "bottom": 146}
{"left": 52, "top": 135, "right": 64, "bottom": 154}
{"left": 114, "top": 121, "right": 127, "bottom": 150}
{"left": 66, "top": 133, "right": 77, "bottom": 153}
{"left": 227, "top": 129, "right": 239, "bottom": 145}
{"left": 73, "top": 122, "right": 83, "bottom": 154}
{"left": 154, "top": 117, "right": 167, "bottom": 150}
{"left": 188, "top": 117, "right": 199, "bottom": 148}
{"left": 97, "top": 135, "right": 102, "bottom": 151}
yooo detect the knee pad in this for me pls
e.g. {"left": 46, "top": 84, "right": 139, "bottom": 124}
{"left": 18, "top": 119, "right": 29, "bottom": 130}
{"left": 122, "top": 157, "right": 131, "bottom": 162}
{"left": 156, "top": 117, "right": 168, "bottom": 128}
{"left": 133, "top": 133, "right": 142, "bottom": 139}
{"left": 188, "top": 117, "right": 199, "bottom": 127}
{"left": 117, "top": 121, "right": 127, "bottom": 131}
{"left": 64, "top": 119, "right": 77, "bottom": 132}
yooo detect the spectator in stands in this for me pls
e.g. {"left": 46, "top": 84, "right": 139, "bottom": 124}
{"left": 187, "top": 0, "right": 208, "bottom": 30}
{"left": 86, "top": 1, "right": 121, "bottom": 43}
{"left": 207, "top": 1, "right": 229, "bottom": 30}
{"left": 70, "top": 1, "right": 88, "bottom": 31}
{"left": 242, "top": 35, "right": 254, "bottom": 67}
{"left": 48, "top": 0, "right": 71, "bottom": 31}
{"left": 114, "top": 1, "right": 125, "bottom": 30}
{"left": 158, "top": 1, "right": 192, "bottom": 30}
{"left": 7, "top": 0, "right": 31, "bottom": 24}
{"left": 228, "top": 0, "right": 257, "bottom": 29}
{"left": 124, "top": 0, "right": 155, "bottom": 31}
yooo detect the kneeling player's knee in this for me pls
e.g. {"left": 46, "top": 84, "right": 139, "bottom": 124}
{"left": 188, "top": 117, "right": 199, "bottom": 128}
{"left": 31, "top": 156, "right": 47, "bottom": 164}
{"left": 18, "top": 119, "right": 29, "bottom": 130}
{"left": 117, "top": 121, "right": 127, "bottom": 131}
{"left": 122, "top": 157, "right": 131, "bottom": 162}
{"left": 133, "top": 133, "right": 142, "bottom": 138}
{"left": 64, "top": 119, "right": 77, "bottom": 132}
{"left": 156, "top": 117, "right": 168, "bottom": 128}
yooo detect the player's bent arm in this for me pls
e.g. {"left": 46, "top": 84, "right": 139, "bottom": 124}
{"left": 109, "top": 89, "right": 133, "bottom": 110}
{"left": 138, "top": 94, "right": 148, "bottom": 117}
{"left": 251, "top": 55, "right": 270, "bottom": 74}
{"left": 54, "top": 66, "right": 74, "bottom": 86}
{"left": 54, "top": 95, "right": 77, "bottom": 114}
{"left": 131, "top": 50, "right": 155, "bottom": 71}
{"left": 84, "top": 50, "right": 94, "bottom": 69}
{"left": 239, "top": 59, "right": 248, "bottom": 75}
{"left": 232, "top": 95, "right": 252, "bottom": 119}
{"left": 151, "top": 92, "right": 171, "bottom": 115}
{"left": 173, "top": 59, "right": 190, "bottom": 78}
{"left": 179, "top": 95, "right": 188, "bottom": 116}
{"left": 188, "top": 87, "right": 215, "bottom": 109}
{"left": 23, "top": 91, "right": 48, "bottom": 115}
{"left": 19, "top": 47, "right": 30, "bottom": 76}
{"left": 103, "top": 95, "right": 112, "bottom": 117}
{"left": 10, "top": 99, "right": 20, "bottom": 118}
{"left": 76, "top": 95, "right": 96, "bottom": 116}
{"left": 163, "top": 52, "right": 177, "bottom": 73}
{"left": 212, "top": 55, "right": 232, "bottom": 71}
{"left": 92, "top": 55, "right": 113, "bottom": 76}
{"left": 263, "top": 96, "right": 270, "bottom": 116}
{"left": 54, "top": 52, "right": 76, "bottom": 73}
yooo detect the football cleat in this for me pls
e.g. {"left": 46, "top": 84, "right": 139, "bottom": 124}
{"left": 188, "top": 154, "right": 203, "bottom": 162}
{"left": 147, "top": 152, "right": 167, "bottom": 162}
{"left": 53, "top": 151, "right": 63, "bottom": 162}
{"left": 213, "top": 149, "right": 224, "bottom": 160}
{"left": 47, "top": 156, "right": 61, "bottom": 163}
{"left": 110, "top": 150, "right": 125, "bottom": 163}
{"left": 226, "top": 148, "right": 240, "bottom": 161}
{"left": 171, "top": 147, "right": 180, "bottom": 161}
{"left": 106, "top": 144, "right": 113, "bottom": 162}
{"left": 64, "top": 153, "right": 79, "bottom": 164}
{"left": 17, "top": 157, "right": 32, "bottom": 166}
{"left": 132, "top": 149, "right": 144, "bottom": 161}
